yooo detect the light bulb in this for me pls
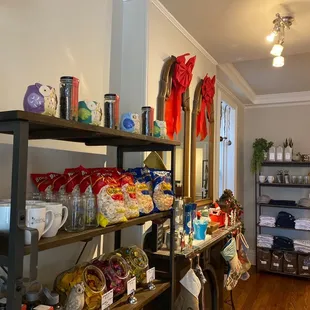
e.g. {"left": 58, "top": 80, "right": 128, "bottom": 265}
{"left": 270, "top": 44, "right": 284, "bottom": 56}
{"left": 266, "top": 32, "right": 276, "bottom": 42}
{"left": 273, "top": 56, "right": 284, "bottom": 67}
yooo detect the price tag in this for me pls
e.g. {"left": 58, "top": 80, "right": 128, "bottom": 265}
{"left": 277, "top": 153, "right": 283, "bottom": 161}
{"left": 302, "top": 266, "right": 309, "bottom": 270}
{"left": 127, "top": 277, "right": 136, "bottom": 295}
{"left": 146, "top": 267, "right": 155, "bottom": 283}
{"left": 273, "top": 263, "right": 279, "bottom": 267}
{"left": 285, "top": 153, "right": 290, "bottom": 160}
{"left": 261, "top": 261, "right": 267, "bottom": 265}
{"left": 101, "top": 289, "right": 113, "bottom": 310}
{"left": 287, "top": 264, "right": 293, "bottom": 268}
{"left": 269, "top": 153, "right": 275, "bottom": 161}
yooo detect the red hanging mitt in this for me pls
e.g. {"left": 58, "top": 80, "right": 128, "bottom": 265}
{"left": 165, "top": 53, "right": 196, "bottom": 139}
{"left": 196, "top": 74, "right": 216, "bottom": 141}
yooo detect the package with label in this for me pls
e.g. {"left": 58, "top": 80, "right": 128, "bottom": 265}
{"left": 270, "top": 250, "right": 283, "bottom": 272}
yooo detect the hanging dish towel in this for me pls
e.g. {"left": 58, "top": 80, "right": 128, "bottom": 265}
{"left": 175, "top": 268, "right": 201, "bottom": 310}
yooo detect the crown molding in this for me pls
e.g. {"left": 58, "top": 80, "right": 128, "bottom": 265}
{"left": 151, "top": 0, "right": 218, "bottom": 65}
{"left": 218, "top": 63, "right": 256, "bottom": 104}
{"left": 217, "top": 80, "right": 244, "bottom": 108}
{"left": 254, "top": 91, "right": 310, "bottom": 105}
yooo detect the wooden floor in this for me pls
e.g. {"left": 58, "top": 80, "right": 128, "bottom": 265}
{"left": 223, "top": 269, "right": 310, "bottom": 310}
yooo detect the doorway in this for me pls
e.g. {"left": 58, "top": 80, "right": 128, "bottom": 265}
{"left": 219, "top": 101, "right": 236, "bottom": 196}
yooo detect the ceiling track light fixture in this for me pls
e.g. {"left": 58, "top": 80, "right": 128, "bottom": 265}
{"left": 266, "top": 13, "right": 294, "bottom": 67}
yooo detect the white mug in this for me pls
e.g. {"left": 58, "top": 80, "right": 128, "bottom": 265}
{"left": 40, "top": 203, "right": 68, "bottom": 238}
{"left": 0, "top": 203, "right": 11, "bottom": 232}
{"left": 259, "top": 176, "right": 266, "bottom": 183}
{"left": 267, "top": 176, "right": 275, "bottom": 183}
{"left": 25, "top": 205, "right": 54, "bottom": 245}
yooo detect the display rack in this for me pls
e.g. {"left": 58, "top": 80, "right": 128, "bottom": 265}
{"left": 255, "top": 161, "right": 310, "bottom": 278}
{"left": 0, "top": 110, "right": 179, "bottom": 310}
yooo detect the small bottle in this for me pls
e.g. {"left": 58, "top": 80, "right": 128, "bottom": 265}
{"left": 104, "top": 94, "right": 117, "bottom": 129}
{"left": 193, "top": 211, "right": 208, "bottom": 240}
{"left": 141, "top": 106, "right": 154, "bottom": 136}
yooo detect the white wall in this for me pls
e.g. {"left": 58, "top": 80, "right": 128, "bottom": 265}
{"left": 0, "top": 0, "right": 113, "bottom": 286}
{"left": 244, "top": 103, "right": 310, "bottom": 259}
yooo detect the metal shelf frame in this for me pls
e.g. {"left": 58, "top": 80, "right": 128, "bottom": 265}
{"left": 0, "top": 111, "right": 178, "bottom": 310}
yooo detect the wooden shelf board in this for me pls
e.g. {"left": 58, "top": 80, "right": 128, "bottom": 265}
{"left": 111, "top": 280, "right": 170, "bottom": 310}
{"left": 258, "top": 203, "right": 310, "bottom": 210}
{"left": 262, "top": 161, "right": 310, "bottom": 167}
{"left": 24, "top": 211, "right": 171, "bottom": 254}
{"left": 258, "top": 268, "right": 310, "bottom": 279}
{"left": 0, "top": 110, "right": 180, "bottom": 148}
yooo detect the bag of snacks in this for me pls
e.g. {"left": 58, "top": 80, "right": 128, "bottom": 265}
{"left": 31, "top": 173, "right": 52, "bottom": 194}
{"left": 151, "top": 170, "right": 174, "bottom": 212}
{"left": 64, "top": 165, "right": 89, "bottom": 194}
{"left": 120, "top": 173, "right": 139, "bottom": 219}
{"left": 127, "top": 168, "right": 154, "bottom": 215}
{"left": 55, "top": 263, "right": 106, "bottom": 310}
{"left": 91, "top": 172, "right": 126, "bottom": 227}
{"left": 47, "top": 172, "right": 68, "bottom": 195}
{"left": 143, "top": 168, "right": 153, "bottom": 195}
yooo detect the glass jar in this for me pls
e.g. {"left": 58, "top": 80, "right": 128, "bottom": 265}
{"left": 104, "top": 94, "right": 117, "bottom": 129}
{"left": 82, "top": 193, "right": 98, "bottom": 228}
{"left": 59, "top": 76, "right": 79, "bottom": 121}
{"left": 55, "top": 263, "right": 106, "bottom": 310}
{"left": 65, "top": 193, "right": 85, "bottom": 232}
{"left": 117, "top": 246, "right": 149, "bottom": 285}
{"left": 92, "top": 254, "right": 130, "bottom": 297}
{"left": 141, "top": 106, "right": 154, "bottom": 136}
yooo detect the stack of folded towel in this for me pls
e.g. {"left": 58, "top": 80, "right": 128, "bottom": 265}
{"left": 295, "top": 218, "right": 310, "bottom": 230}
{"left": 276, "top": 211, "right": 295, "bottom": 229}
{"left": 257, "top": 234, "right": 273, "bottom": 248}
{"left": 298, "top": 198, "right": 310, "bottom": 208}
{"left": 294, "top": 239, "right": 310, "bottom": 253}
{"left": 273, "top": 236, "right": 294, "bottom": 251}
{"left": 259, "top": 215, "right": 276, "bottom": 227}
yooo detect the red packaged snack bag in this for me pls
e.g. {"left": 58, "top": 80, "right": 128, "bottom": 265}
{"left": 91, "top": 172, "right": 126, "bottom": 227}
{"left": 80, "top": 173, "right": 92, "bottom": 194}
{"left": 31, "top": 173, "right": 52, "bottom": 193}
{"left": 47, "top": 172, "right": 68, "bottom": 194}
{"left": 64, "top": 165, "right": 89, "bottom": 194}
{"left": 120, "top": 173, "right": 139, "bottom": 219}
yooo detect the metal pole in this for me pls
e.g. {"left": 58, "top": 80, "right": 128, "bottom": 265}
{"left": 7, "top": 121, "right": 29, "bottom": 310}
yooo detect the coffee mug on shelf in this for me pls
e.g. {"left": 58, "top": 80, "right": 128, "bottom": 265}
{"left": 304, "top": 176, "right": 310, "bottom": 184}
{"left": 25, "top": 205, "right": 54, "bottom": 245}
{"left": 259, "top": 176, "right": 266, "bottom": 183}
{"left": 267, "top": 176, "right": 275, "bottom": 183}
{"left": 40, "top": 203, "right": 68, "bottom": 238}
{"left": 291, "top": 175, "right": 297, "bottom": 184}
{"left": 0, "top": 203, "right": 11, "bottom": 232}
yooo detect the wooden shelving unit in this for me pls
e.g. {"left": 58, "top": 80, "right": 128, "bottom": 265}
{"left": 0, "top": 110, "right": 180, "bottom": 310}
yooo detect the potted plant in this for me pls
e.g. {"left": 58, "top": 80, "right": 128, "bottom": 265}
{"left": 251, "top": 138, "right": 274, "bottom": 173}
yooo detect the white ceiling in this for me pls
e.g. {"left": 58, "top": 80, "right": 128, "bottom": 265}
{"left": 160, "top": 0, "right": 310, "bottom": 97}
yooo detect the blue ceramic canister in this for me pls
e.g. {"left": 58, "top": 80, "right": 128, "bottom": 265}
{"left": 120, "top": 113, "right": 140, "bottom": 133}
{"left": 184, "top": 203, "right": 192, "bottom": 234}
{"left": 78, "top": 101, "right": 102, "bottom": 126}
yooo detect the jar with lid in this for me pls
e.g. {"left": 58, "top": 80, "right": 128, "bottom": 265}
{"left": 104, "top": 94, "right": 118, "bottom": 129}
{"left": 82, "top": 192, "right": 98, "bottom": 228}
{"left": 59, "top": 76, "right": 79, "bottom": 121}
{"left": 64, "top": 193, "right": 85, "bottom": 232}
{"left": 117, "top": 245, "right": 149, "bottom": 285}
{"left": 141, "top": 106, "right": 154, "bottom": 136}
{"left": 92, "top": 254, "right": 130, "bottom": 297}
{"left": 25, "top": 291, "right": 41, "bottom": 310}
{"left": 55, "top": 263, "right": 106, "bottom": 310}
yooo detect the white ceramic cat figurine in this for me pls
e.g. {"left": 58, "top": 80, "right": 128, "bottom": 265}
{"left": 65, "top": 283, "right": 85, "bottom": 310}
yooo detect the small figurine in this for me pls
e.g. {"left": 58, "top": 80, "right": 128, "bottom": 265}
{"left": 65, "top": 283, "right": 85, "bottom": 310}
{"left": 78, "top": 101, "right": 102, "bottom": 126}
{"left": 23, "top": 83, "right": 58, "bottom": 116}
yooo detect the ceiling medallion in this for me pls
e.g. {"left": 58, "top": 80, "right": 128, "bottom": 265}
{"left": 266, "top": 13, "right": 294, "bottom": 67}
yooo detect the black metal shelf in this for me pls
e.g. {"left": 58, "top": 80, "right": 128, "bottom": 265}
{"left": 262, "top": 161, "right": 310, "bottom": 167}
{"left": 0, "top": 111, "right": 178, "bottom": 310}
{"left": 258, "top": 203, "right": 310, "bottom": 210}
{"left": 257, "top": 268, "right": 310, "bottom": 279}
{"left": 259, "top": 182, "right": 310, "bottom": 188}
{"left": 0, "top": 110, "right": 180, "bottom": 148}
{"left": 258, "top": 224, "right": 310, "bottom": 232}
